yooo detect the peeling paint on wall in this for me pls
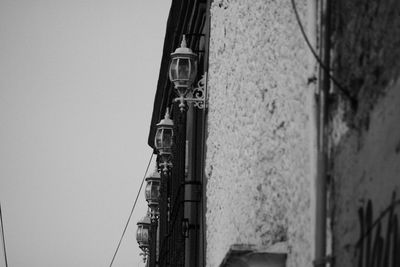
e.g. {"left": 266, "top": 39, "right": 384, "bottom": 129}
{"left": 332, "top": 0, "right": 400, "bottom": 128}
{"left": 331, "top": 81, "right": 400, "bottom": 267}
{"left": 331, "top": 1, "right": 400, "bottom": 266}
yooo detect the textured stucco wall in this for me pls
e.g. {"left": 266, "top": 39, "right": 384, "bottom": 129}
{"left": 205, "top": 1, "right": 315, "bottom": 266}
{"left": 331, "top": 1, "right": 400, "bottom": 266}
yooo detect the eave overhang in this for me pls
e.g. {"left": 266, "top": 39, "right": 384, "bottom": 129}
{"left": 147, "top": 0, "right": 207, "bottom": 150}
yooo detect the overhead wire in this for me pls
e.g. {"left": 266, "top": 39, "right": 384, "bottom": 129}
{"left": 290, "top": 0, "right": 356, "bottom": 105}
{"left": 0, "top": 203, "right": 9, "bottom": 267}
{"left": 109, "top": 152, "right": 154, "bottom": 267}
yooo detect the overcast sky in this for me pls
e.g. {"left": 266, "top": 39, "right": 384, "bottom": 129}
{"left": 0, "top": 1, "right": 171, "bottom": 266}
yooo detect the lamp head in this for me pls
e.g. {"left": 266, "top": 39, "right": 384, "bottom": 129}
{"left": 169, "top": 35, "right": 198, "bottom": 96}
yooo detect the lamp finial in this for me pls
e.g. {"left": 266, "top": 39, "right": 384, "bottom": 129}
{"left": 181, "top": 35, "right": 187, "bottom": 48}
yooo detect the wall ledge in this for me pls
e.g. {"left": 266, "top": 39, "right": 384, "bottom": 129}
{"left": 219, "top": 242, "right": 288, "bottom": 267}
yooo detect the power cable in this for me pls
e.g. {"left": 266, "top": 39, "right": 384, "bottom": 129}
{"left": 0, "top": 203, "right": 9, "bottom": 267}
{"left": 109, "top": 152, "right": 154, "bottom": 267}
{"left": 290, "top": 0, "right": 356, "bottom": 104}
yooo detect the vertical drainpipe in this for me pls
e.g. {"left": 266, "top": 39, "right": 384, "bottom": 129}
{"left": 315, "top": 0, "right": 330, "bottom": 266}
{"left": 200, "top": 1, "right": 212, "bottom": 267}
{"left": 306, "top": 0, "right": 318, "bottom": 264}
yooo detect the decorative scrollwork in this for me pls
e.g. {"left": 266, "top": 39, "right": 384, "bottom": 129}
{"left": 191, "top": 73, "right": 207, "bottom": 109}
{"left": 193, "top": 100, "right": 205, "bottom": 109}
{"left": 192, "top": 86, "right": 204, "bottom": 100}
{"left": 173, "top": 72, "right": 207, "bottom": 111}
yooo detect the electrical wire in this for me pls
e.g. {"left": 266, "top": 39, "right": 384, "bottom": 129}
{"left": 0, "top": 203, "right": 9, "bottom": 267}
{"left": 290, "top": 0, "right": 356, "bottom": 104}
{"left": 109, "top": 152, "right": 154, "bottom": 267}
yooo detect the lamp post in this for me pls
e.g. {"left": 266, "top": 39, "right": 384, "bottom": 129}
{"left": 169, "top": 35, "right": 207, "bottom": 112}
{"left": 154, "top": 108, "right": 174, "bottom": 173}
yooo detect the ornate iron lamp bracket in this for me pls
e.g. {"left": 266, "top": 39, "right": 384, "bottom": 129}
{"left": 174, "top": 72, "right": 208, "bottom": 112}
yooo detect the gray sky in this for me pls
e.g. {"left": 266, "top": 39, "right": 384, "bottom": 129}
{"left": 0, "top": 0, "right": 171, "bottom": 266}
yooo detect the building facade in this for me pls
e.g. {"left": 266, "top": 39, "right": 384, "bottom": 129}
{"left": 138, "top": 1, "right": 400, "bottom": 267}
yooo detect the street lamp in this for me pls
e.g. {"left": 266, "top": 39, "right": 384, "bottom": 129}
{"left": 145, "top": 166, "right": 161, "bottom": 218}
{"left": 169, "top": 35, "right": 207, "bottom": 112}
{"left": 169, "top": 35, "right": 197, "bottom": 97}
{"left": 136, "top": 213, "right": 151, "bottom": 261}
{"left": 154, "top": 108, "right": 174, "bottom": 173}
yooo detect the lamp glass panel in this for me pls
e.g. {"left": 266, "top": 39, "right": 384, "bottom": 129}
{"left": 136, "top": 226, "right": 142, "bottom": 242}
{"left": 155, "top": 128, "right": 162, "bottom": 149}
{"left": 178, "top": 58, "right": 190, "bottom": 80}
{"left": 145, "top": 182, "right": 151, "bottom": 201}
{"left": 169, "top": 57, "right": 197, "bottom": 88}
{"left": 162, "top": 128, "right": 173, "bottom": 149}
{"left": 169, "top": 58, "right": 178, "bottom": 81}
{"left": 137, "top": 225, "right": 149, "bottom": 244}
{"left": 151, "top": 181, "right": 160, "bottom": 201}
{"left": 142, "top": 228, "right": 149, "bottom": 244}
{"left": 142, "top": 229, "right": 149, "bottom": 244}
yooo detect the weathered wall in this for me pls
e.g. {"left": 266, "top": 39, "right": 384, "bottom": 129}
{"left": 331, "top": 84, "right": 400, "bottom": 267}
{"left": 205, "top": 1, "right": 315, "bottom": 266}
{"left": 331, "top": 1, "right": 400, "bottom": 266}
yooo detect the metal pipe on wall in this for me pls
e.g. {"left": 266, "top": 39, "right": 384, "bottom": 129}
{"left": 314, "top": 0, "right": 330, "bottom": 265}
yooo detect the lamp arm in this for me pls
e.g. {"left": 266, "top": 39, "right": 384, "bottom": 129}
{"left": 173, "top": 72, "right": 208, "bottom": 112}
